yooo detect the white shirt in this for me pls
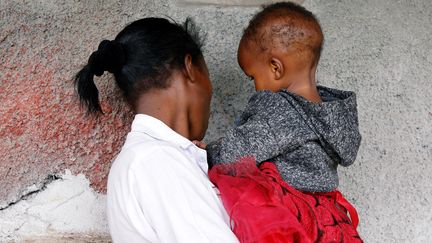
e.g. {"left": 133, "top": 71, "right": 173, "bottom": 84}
{"left": 107, "top": 114, "right": 238, "bottom": 243}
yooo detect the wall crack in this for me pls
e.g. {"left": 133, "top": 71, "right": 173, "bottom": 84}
{"left": 0, "top": 174, "right": 61, "bottom": 211}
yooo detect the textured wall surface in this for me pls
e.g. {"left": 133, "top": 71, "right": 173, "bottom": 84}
{"left": 0, "top": 0, "right": 431, "bottom": 242}
{"left": 0, "top": 170, "right": 108, "bottom": 241}
{"left": 178, "top": 0, "right": 304, "bottom": 6}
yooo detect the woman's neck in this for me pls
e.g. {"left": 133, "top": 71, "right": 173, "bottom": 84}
{"left": 135, "top": 88, "right": 191, "bottom": 139}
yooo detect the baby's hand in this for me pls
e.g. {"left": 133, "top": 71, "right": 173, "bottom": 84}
{"left": 192, "top": 140, "right": 207, "bottom": 149}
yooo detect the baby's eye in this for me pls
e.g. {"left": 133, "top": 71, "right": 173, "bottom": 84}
{"left": 248, "top": 76, "right": 254, "bottom": 81}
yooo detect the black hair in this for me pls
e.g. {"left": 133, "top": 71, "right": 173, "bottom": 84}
{"left": 75, "top": 17, "right": 205, "bottom": 113}
{"left": 243, "top": 2, "right": 323, "bottom": 63}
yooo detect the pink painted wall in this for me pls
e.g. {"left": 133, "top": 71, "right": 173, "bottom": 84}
{"left": 0, "top": 2, "right": 135, "bottom": 207}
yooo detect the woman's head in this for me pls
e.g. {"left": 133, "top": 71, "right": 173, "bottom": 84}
{"left": 76, "top": 17, "right": 205, "bottom": 111}
{"left": 75, "top": 17, "right": 212, "bottom": 140}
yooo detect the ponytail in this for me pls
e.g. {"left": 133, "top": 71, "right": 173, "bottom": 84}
{"left": 74, "top": 40, "right": 126, "bottom": 114}
{"left": 74, "top": 65, "right": 102, "bottom": 113}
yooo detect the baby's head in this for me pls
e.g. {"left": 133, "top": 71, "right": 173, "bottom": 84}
{"left": 238, "top": 2, "right": 323, "bottom": 92}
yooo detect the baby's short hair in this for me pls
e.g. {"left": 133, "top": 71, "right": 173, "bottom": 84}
{"left": 242, "top": 2, "right": 323, "bottom": 65}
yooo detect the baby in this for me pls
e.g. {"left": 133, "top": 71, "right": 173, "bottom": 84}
{"left": 205, "top": 2, "right": 361, "bottom": 193}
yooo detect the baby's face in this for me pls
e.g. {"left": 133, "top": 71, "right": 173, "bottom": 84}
{"left": 237, "top": 40, "right": 284, "bottom": 92}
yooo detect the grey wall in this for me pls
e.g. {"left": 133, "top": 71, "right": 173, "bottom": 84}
{"left": 0, "top": 0, "right": 431, "bottom": 242}
{"left": 308, "top": 1, "right": 432, "bottom": 241}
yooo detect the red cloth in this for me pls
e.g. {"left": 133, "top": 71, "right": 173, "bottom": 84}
{"left": 209, "top": 158, "right": 362, "bottom": 243}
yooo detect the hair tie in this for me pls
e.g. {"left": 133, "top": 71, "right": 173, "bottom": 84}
{"left": 88, "top": 40, "right": 126, "bottom": 76}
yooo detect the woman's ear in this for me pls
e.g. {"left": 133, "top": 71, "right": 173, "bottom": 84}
{"left": 184, "top": 54, "right": 197, "bottom": 82}
{"left": 269, "top": 57, "right": 284, "bottom": 80}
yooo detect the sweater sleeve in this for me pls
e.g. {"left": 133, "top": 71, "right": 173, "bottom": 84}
{"left": 207, "top": 91, "right": 291, "bottom": 166}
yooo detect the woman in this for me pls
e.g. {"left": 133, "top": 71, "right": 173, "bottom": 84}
{"left": 75, "top": 17, "right": 238, "bottom": 243}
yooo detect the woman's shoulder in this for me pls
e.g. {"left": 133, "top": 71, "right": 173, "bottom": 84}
{"left": 108, "top": 141, "right": 191, "bottom": 188}
{"left": 118, "top": 140, "right": 186, "bottom": 166}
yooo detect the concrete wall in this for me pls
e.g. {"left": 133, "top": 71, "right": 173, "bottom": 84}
{"left": 178, "top": 0, "right": 303, "bottom": 6}
{"left": 0, "top": 0, "right": 431, "bottom": 242}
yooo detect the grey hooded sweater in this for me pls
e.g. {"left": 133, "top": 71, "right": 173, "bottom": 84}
{"left": 206, "top": 86, "right": 361, "bottom": 192}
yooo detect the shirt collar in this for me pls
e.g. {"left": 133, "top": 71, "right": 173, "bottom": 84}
{"left": 131, "top": 114, "right": 194, "bottom": 149}
{"left": 131, "top": 114, "right": 209, "bottom": 174}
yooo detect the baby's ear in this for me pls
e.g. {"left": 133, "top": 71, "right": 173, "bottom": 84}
{"left": 269, "top": 57, "right": 284, "bottom": 80}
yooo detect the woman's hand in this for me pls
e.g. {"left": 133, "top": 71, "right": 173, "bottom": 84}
{"left": 192, "top": 140, "right": 207, "bottom": 149}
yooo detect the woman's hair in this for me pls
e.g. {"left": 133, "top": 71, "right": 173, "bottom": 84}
{"left": 75, "top": 17, "right": 204, "bottom": 113}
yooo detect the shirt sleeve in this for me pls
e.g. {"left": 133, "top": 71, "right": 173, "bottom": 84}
{"left": 130, "top": 145, "right": 238, "bottom": 243}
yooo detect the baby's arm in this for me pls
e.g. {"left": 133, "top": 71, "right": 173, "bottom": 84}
{"left": 206, "top": 91, "right": 297, "bottom": 167}
{"left": 206, "top": 112, "right": 282, "bottom": 167}
{"left": 206, "top": 119, "right": 280, "bottom": 166}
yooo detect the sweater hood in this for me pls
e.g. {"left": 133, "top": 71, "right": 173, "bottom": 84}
{"left": 280, "top": 86, "right": 361, "bottom": 167}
